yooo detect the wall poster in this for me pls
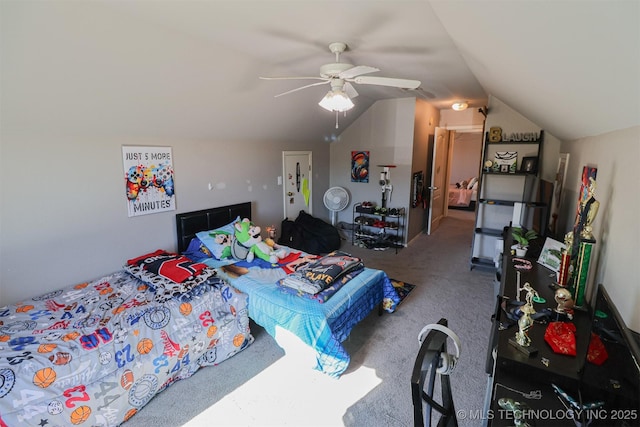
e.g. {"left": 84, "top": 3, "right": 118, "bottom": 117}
{"left": 570, "top": 165, "right": 597, "bottom": 258}
{"left": 122, "top": 146, "right": 175, "bottom": 217}
{"left": 351, "top": 151, "right": 369, "bottom": 182}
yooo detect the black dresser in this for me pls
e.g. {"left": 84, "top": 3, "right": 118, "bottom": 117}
{"left": 485, "top": 229, "right": 640, "bottom": 427}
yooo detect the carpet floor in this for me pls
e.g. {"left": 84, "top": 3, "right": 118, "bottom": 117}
{"left": 123, "top": 212, "right": 496, "bottom": 427}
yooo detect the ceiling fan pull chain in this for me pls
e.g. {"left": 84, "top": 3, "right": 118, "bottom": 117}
{"left": 335, "top": 111, "right": 339, "bottom": 129}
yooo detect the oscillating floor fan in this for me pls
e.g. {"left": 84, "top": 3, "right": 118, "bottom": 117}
{"left": 323, "top": 186, "right": 350, "bottom": 226}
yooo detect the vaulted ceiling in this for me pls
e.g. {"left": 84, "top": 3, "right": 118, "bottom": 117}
{"left": 3, "top": 1, "right": 638, "bottom": 143}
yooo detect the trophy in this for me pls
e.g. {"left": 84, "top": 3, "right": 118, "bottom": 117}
{"left": 557, "top": 232, "right": 573, "bottom": 287}
{"left": 509, "top": 283, "right": 539, "bottom": 356}
{"left": 553, "top": 287, "right": 574, "bottom": 321}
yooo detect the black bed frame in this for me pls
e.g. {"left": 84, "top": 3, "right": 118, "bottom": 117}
{"left": 175, "top": 202, "right": 252, "bottom": 253}
{"left": 448, "top": 200, "right": 476, "bottom": 212}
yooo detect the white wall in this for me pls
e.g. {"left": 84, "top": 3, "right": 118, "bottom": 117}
{"left": 329, "top": 98, "right": 417, "bottom": 242}
{"left": 0, "top": 131, "right": 329, "bottom": 305}
{"left": 484, "top": 97, "right": 561, "bottom": 182}
{"left": 560, "top": 126, "right": 640, "bottom": 332}
{"left": 440, "top": 108, "right": 485, "bottom": 131}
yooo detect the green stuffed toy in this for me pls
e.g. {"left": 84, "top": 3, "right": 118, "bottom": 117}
{"left": 232, "top": 218, "right": 286, "bottom": 263}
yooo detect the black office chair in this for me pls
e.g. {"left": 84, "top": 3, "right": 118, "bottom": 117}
{"left": 411, "top": 318, "right": 461, "bottom": 427}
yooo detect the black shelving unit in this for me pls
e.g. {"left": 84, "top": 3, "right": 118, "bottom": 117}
{"left": 352, "top": 203, "right": 404, "bottom": 253}
{"left": 470, "top": 130, "right": 544, "bottom": 270}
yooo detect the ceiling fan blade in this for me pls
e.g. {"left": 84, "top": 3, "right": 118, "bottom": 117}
{"left": 352, "top": 75, "right": 421, "bottom": 89}
{"left": 260, "top": 76, "right": 328, "bottom": 81}
{"left": 274, "top": 80, "right": 330, "bottom": 98}
{"left": 339, "top": 65, "right": 379, "bottom": 79}
{"left": 344, "top": 82, "right": 359, "bottom": 99}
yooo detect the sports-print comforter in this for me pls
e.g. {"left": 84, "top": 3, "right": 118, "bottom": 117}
{"left": 0, "top": 270, "right": 252, "bottom": 426}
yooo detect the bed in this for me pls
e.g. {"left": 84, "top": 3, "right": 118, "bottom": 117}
{"left": 448, "top": 179, "right": 478, "bottom": 210}
{"left": 0, "top": 254, "right": 252, "bottom": 426}
{"left": 175, "top": 202, "right": 401, "bottom": 378}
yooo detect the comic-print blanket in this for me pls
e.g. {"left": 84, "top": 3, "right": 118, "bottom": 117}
{"left": 0, "top": 270, "right": 252, "bottom": 427}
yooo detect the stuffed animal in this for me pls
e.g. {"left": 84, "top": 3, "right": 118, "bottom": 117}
{"left": 232, "top": 218, "right": 286, "bottom": 263}
{"left": 210, "top": 230, "right": 232, "bottom": 259}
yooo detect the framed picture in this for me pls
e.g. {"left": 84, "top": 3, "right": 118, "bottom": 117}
{"left": 520, "top": 156, "right": 538, "bottom": 173}
{"left": 351, "top": 151, "right": 369, "bottom": 182}
{"left": 537, "top": 237, "right": 566, "bottom": 272}
{"left": 493, "top": 151, "right": 518, "bottom": 173}
{"left": 122, "top": 146, "right": 175, "bottom": 217}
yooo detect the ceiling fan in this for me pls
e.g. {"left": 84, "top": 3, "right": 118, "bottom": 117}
{"left": 260, "top": 42, "right": 421, "bottom": 114}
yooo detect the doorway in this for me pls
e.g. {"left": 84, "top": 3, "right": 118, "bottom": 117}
{"left": 446, "top": 130, "right": 482, "bottom": 221}
{"left": 282, "top": 151, "right": 312, "bottom": 220}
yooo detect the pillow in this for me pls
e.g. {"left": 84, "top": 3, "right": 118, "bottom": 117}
{"left": 184, "top": 237, "right": 237, "bottom": 268}
{"left": 124, "top": 250, "right": 216, "bottom": 296}
{"left": 467, "top": 177, "right": 478, "bottom": 190}
{"left": 183, "top": 237, "right": 213, "bottom": 262}
{"left": 196, "top": 216, "right": 240, "bottom": 260}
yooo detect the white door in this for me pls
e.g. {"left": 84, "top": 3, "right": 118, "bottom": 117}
{"left": 283, "top": 151, "right": 312, "bottom": 220}
{"left": 427, "top": 127, "right": 450, "bottom": 234}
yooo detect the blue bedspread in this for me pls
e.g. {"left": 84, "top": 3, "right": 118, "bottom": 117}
{"left": 209, "top": 258, "right": 400, "bottom": 378}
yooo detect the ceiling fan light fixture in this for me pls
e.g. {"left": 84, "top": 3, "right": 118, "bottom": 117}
{"left": 319, "top": 89, "right": 354, "bottom": 112}
{"left": 452, "top": 101, "right": 469, "bottom": 111}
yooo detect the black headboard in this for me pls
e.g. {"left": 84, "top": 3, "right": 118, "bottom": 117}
{"left": 175, "top": 202, "right": 252, "bottom": 253}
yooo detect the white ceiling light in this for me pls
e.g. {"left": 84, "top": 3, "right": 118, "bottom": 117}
{"left": 319, "top": 89, "right": 354, "bottom": 112}
{"left": 451, "top": 101, "right": 468, "bottom": 111}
